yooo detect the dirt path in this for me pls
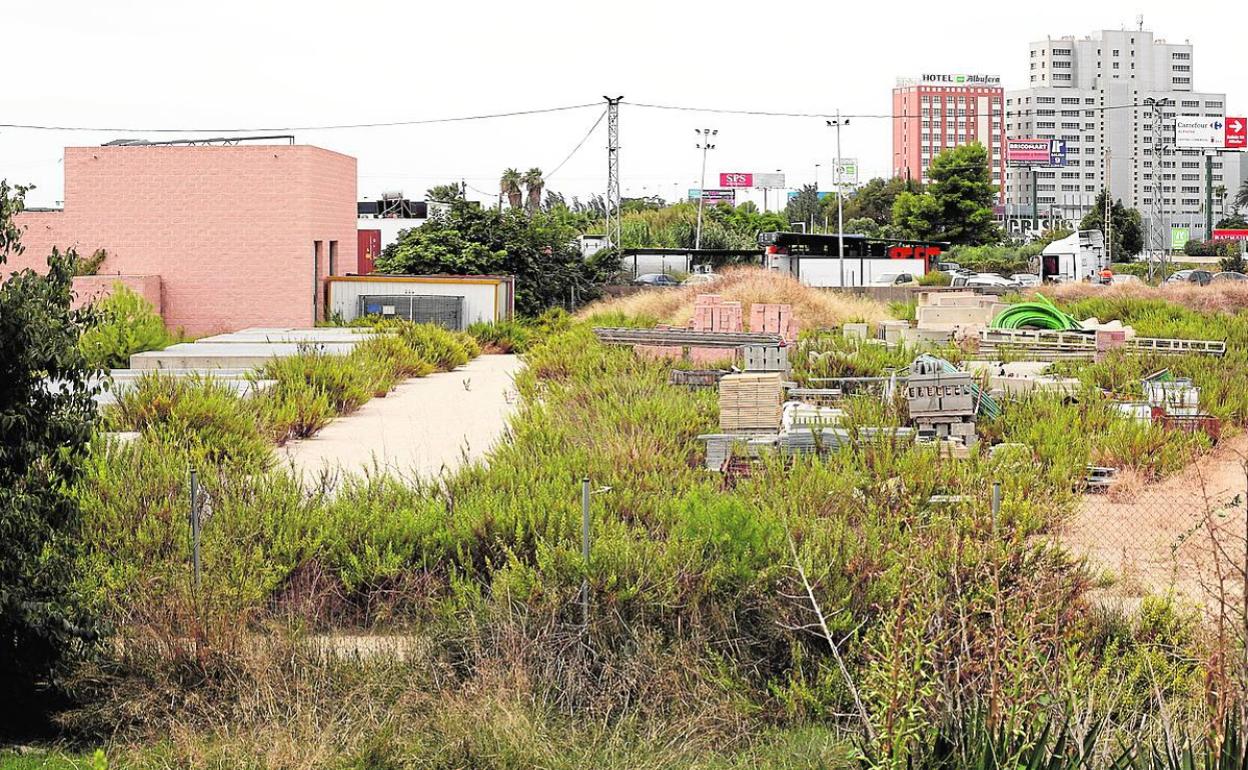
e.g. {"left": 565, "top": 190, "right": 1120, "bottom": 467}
{"left": 1060, "top": 433, "right": 1247, "bottom": 604}
{"left": 279, "top": 354, "right": 523, "bottom": 486}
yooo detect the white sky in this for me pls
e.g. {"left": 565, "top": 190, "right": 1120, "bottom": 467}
{"left": 3, "top": 0, "right": 1244, "bottom": 209}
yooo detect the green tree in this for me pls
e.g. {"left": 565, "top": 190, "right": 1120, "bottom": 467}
{"left": 499, "top": 169, "right": 522, "bottom": 210}
{"left": 1079, "top": 191, "right": 1144, "bottom": 258}
{"left": 892, "top": 143, "right": 999, "bottom": 245}
{"left": 0, "top": 180, "right": 100, "bottom": 734}
{"left": 522, "top": 168, "right": 544, "bottom": 213}
{"left": 844, "top": 176, "right": 912, "bottom": 224}
{"left": 1217, "top": 213, "right": 1248, "bottom": 229}
{"left": 426, "top": 182, "right": 465, "bottom": 203}
{"left": 374, "top": 199, "right": 616, "bottom": 314}
{"left": 784, "top": 185, "right": 822, "bottom": 231}
{"left": 1235, "top": 179, "right": 1248, "bottom": 211}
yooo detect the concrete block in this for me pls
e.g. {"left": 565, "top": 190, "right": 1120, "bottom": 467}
{"left": 843, "top": 323, "right": 869, "bottom": 340}
{"left": 129, "top": 341, "right": 358, "bottom": 370}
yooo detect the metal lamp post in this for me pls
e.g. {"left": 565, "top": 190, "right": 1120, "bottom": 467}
{"left": 827, "top": 113, "right": 850, "bottom": 287}
{"left": 694, "top": 128, "right": 718, "bottom": 250}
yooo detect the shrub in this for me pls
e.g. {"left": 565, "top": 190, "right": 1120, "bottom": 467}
{"left": 397, "top": 324, "right": 471, "bottom": 370}
{"left": 917, "top": 270, "right": 951, "bottom": 287}
{"left": 79, "top": 284, "right": 175, "bottom": 369}
{"left": 108, "top": 373, "right": 272, "bottom": 468}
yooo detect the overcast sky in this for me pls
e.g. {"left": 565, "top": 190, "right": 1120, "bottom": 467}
{"left": 3, "top": 0, "right": 1244, "bottom": 210}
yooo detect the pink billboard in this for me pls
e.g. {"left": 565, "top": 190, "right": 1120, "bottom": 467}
{"left": 1006, "top": 139, "right": 1066, "bottom": 167}
{"left": 718, "top": 172, "right": 753, "bottom": 188}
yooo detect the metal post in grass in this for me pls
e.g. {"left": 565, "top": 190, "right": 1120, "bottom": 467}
{"left": 581, "top": 477, "right": 591, "bottom": 628}
{"left": 190, "top": 467, "right": 202, "bottom": 593}
{"left": 991, "top": 481, "right": 1001, "bottom": 539}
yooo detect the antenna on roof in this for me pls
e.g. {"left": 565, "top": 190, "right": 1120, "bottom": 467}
{"left": 1136, "top": 13, "right": 1144, "bottom": 30}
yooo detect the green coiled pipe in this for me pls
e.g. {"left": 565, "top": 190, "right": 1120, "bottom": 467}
{"left": 990, "top": 294, "right": 1081, "bottom": 331}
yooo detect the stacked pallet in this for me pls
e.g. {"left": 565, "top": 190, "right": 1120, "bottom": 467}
{"left": 750, "top": 303, "right": 799, "bottom": 341}
{"left": 719, "top": 372, "right": 783, "bottom": 432}
{"left": 691, "top": 294, "right": 743, "bottom": 333}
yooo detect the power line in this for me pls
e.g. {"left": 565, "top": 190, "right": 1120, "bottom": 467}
{"left": 0, "top": 102, "right": 601, "bottom": 134}
{"left": 544, "top": 108, "right": 607, "bottom": 182}
{"left": 628, "top": 100, "right": 1148, "bottom": 120}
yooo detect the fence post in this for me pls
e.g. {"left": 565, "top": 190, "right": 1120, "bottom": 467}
{"left": 581, "top": 477, "right": 591, "bottom": 628}
{"left": 190, "top": 467, "right": 201, "bottom": 593}
{"left": 991, "top": 480, "right": 1001, "bottom": 539}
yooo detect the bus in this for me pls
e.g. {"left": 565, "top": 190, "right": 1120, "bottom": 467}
{"left": 758, "top": 231, "right": 948, "bottom": 287}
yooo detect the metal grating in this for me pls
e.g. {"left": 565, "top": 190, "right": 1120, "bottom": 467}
{"left": 359, "top": 294, "right": 463, "bottom": 330}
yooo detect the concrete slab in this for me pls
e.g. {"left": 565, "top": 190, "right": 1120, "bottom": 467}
{"left": 280, "top": 354, "right": 523, "bottom": 485}
{"left": 197, "top": 328, "right": 378, "bottom": 345}
{"left": 129, "top": 342, "right": 358, "bottom": 370}
{"left": 965, "top": 360, "right": 1054, "bottom": 377}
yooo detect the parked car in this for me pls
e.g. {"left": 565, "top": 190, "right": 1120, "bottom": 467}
{"left": 870, "top": 272, "right": 916, "bottom": 286}
{"left": 965, "top": 273, "right": 1021, "bottom": 289}
{"left": 682, "top": 272, "right": 721, "bottom": 286}
{"left": 1010, "top": 273, "right": 1041, "bottom": 288}
{"left": 1109, "top": 274, "right": 1143, "bottom": 285}
{"left": 937, "top": 261, "right": 962, "bottom": 273}
{"left": 1164, "top": 269, "right": 1213, "bottom": 286}
{"left": 633, "top": 273, "right": 681, "bottom": 287}
{"left": 1212, "top": 271, "right": 1248, "bottom": 283}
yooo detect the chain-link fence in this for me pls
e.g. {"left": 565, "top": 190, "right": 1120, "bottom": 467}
{"left": 1062, "top": 459, "right": 1248, "bottom": 604}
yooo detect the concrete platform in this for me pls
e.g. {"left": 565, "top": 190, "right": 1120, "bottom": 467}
{"left": 129, "top": 341, "right": 358, "bottom": 370}
{"left": 196, "top": 328, "right": 378, "bottom": 345}
{"left": 93, "top": 375, "right": 275, "bottom": 406}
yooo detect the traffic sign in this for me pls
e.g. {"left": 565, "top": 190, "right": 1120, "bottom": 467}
{"left": 1227, "top": 117, "right": 1246, "bottom": 149}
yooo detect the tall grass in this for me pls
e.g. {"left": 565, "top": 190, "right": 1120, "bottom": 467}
{"left": 579, "top": 266, "right": 893, "bottom": 329}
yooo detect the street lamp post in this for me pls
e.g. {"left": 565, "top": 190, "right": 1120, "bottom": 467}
{"left": 827, "top": 112, "right": 850, "bottom": 287}
{"left": 695, "top": 128, "right": 718, "bottom": 250}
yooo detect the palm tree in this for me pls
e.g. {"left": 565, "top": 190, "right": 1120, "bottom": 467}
{"left": 523, "top": 168, "right": 544, "bottom": 213}
{"left": 500, "top": 169, "right": 523, "bottom": 209}
{"left": 1235, "top": 179, "right": 1248, "bottom": 213}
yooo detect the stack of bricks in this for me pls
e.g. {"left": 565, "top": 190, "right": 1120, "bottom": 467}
{"left": 690, "top": 294, "right": 744, "bottom": 333}
{"left": 688, "top": 294, "right": 743, "bottom": 366}
{"left": 749, "top": 303, "right": 799, "bottom": 342}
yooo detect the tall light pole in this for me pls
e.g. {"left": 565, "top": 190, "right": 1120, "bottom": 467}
{"left": 694, "top": 128, "right": 717, "bottom": 250}
{"left": 827, "top": 112, "right": 850, "bottom": 287}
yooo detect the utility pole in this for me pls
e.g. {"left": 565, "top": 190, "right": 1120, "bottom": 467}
{"left": 1105, "top": 153, "right": 1113, "bottom": 267}
{"left": 694, "top": 127, "right": 718, "bottom": 250}
{"left": 1145, "top": 97, "right": 1173, "bottom": 280}
{"left": 827, "top": 113, "right": 849, "bottom": 287}
{"left": 1206, "top": 152, "right": 1214, "bottom": 241}
{"left": 604, "top": 96, "right": 623, "bottom": 248}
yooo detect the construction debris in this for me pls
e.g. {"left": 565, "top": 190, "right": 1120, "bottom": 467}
{"left": 594, "top": 328, "right": 782, "bottom": 348}
{"left": 916, "top": 290, "right": 1007, "bottom": 334}
{"left": 977, "top": 328, "right": 1225, "bottom": 360}
{"left": 668, "top": 369, "right": 730, "bottom": 389}
{"left": 744, "top": 344, "right": 789, "bottom": 372}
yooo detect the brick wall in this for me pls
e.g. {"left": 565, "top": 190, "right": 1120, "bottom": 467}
{"left": 71, "top": 274, "right": 163, "bottom": 314}
{"left": 7, "top": 145, "right": 357, "bottom": 336}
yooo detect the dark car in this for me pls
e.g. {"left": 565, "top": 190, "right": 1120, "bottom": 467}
{"left": 1165, "top": 269, "right": 1213, "bottom": 286}
{"left": 633, "top": 272, "right": 681, "bottom": 287}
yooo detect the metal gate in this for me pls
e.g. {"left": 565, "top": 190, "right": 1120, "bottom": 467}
{"left": 358, "top": 294, "right": 463, "bottom": 329}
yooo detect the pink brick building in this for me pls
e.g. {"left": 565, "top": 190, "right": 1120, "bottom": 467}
{"left": 6, "top": 143, "right": 357, "bottom": 336}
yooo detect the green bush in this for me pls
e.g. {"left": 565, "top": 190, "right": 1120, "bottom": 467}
{"left": 79, "top": 284, "right": 175, "bottom": 369}
{"left": 917, "top": 270, "right": 951, "bottom": 287}
{"left": 397, "top": 324, "right": 471, "bottom": 370}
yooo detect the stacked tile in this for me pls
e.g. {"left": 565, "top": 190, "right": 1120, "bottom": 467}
{"left": 719, "top": 372, "right": 784, "bottom": 432}
{"left": 690, "top": 294, "right": 743, "bottom": 333}
{"left": 750, "top": 303, "right": 799, "bottom": 342}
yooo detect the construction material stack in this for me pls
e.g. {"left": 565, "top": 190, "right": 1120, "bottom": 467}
{"left": 719, "top": 372, "right": 783, "bottom": 432}
{"left": 906, "top": 355, "right": 978, "bottom": 448}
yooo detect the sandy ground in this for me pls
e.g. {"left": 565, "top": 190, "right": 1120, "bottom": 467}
{"left": 279, "top": 354, "right": 522, "bottom": 486}
{"left": 1060, "top": 433, "right": 1248, "bottom": 604}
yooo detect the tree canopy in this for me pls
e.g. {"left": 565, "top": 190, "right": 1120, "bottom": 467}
{"left": 1079, "top": 191, "right": 1144, "bottom": 258}
{"left": 892, "top": 144, "right": 1000, "bottom": 245}
{"left": 374, "top": 198, "right": 617, "bottom": 315}
{"left": 0, "top": 180, "right": 100, "bottom": 734}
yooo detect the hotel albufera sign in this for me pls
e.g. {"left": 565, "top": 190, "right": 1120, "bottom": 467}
{"left": 898, "top": 74, "right": 1002, "bottom": 86}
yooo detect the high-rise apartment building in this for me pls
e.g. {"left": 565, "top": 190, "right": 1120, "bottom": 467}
{"left": 1004, "top": 29, "right": 1242, "bottom": 242}
{"left": 893, "top": 74, "right": 1006, "bottom": 201}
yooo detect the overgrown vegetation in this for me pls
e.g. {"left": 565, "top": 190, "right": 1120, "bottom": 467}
{"left": 78, "top": 283, "right": 176, "bottom": 369}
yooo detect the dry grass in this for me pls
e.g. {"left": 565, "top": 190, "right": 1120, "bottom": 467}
{"left": 582, "top": 267, "right": 891, "bottom": 330}
{"left": 1041, "top": 281, "right": 1248, "bottom": 315}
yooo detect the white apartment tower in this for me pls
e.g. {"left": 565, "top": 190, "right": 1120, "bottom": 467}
{"left": 1005, "top": 29, "right": 1241, "bottom": 242}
